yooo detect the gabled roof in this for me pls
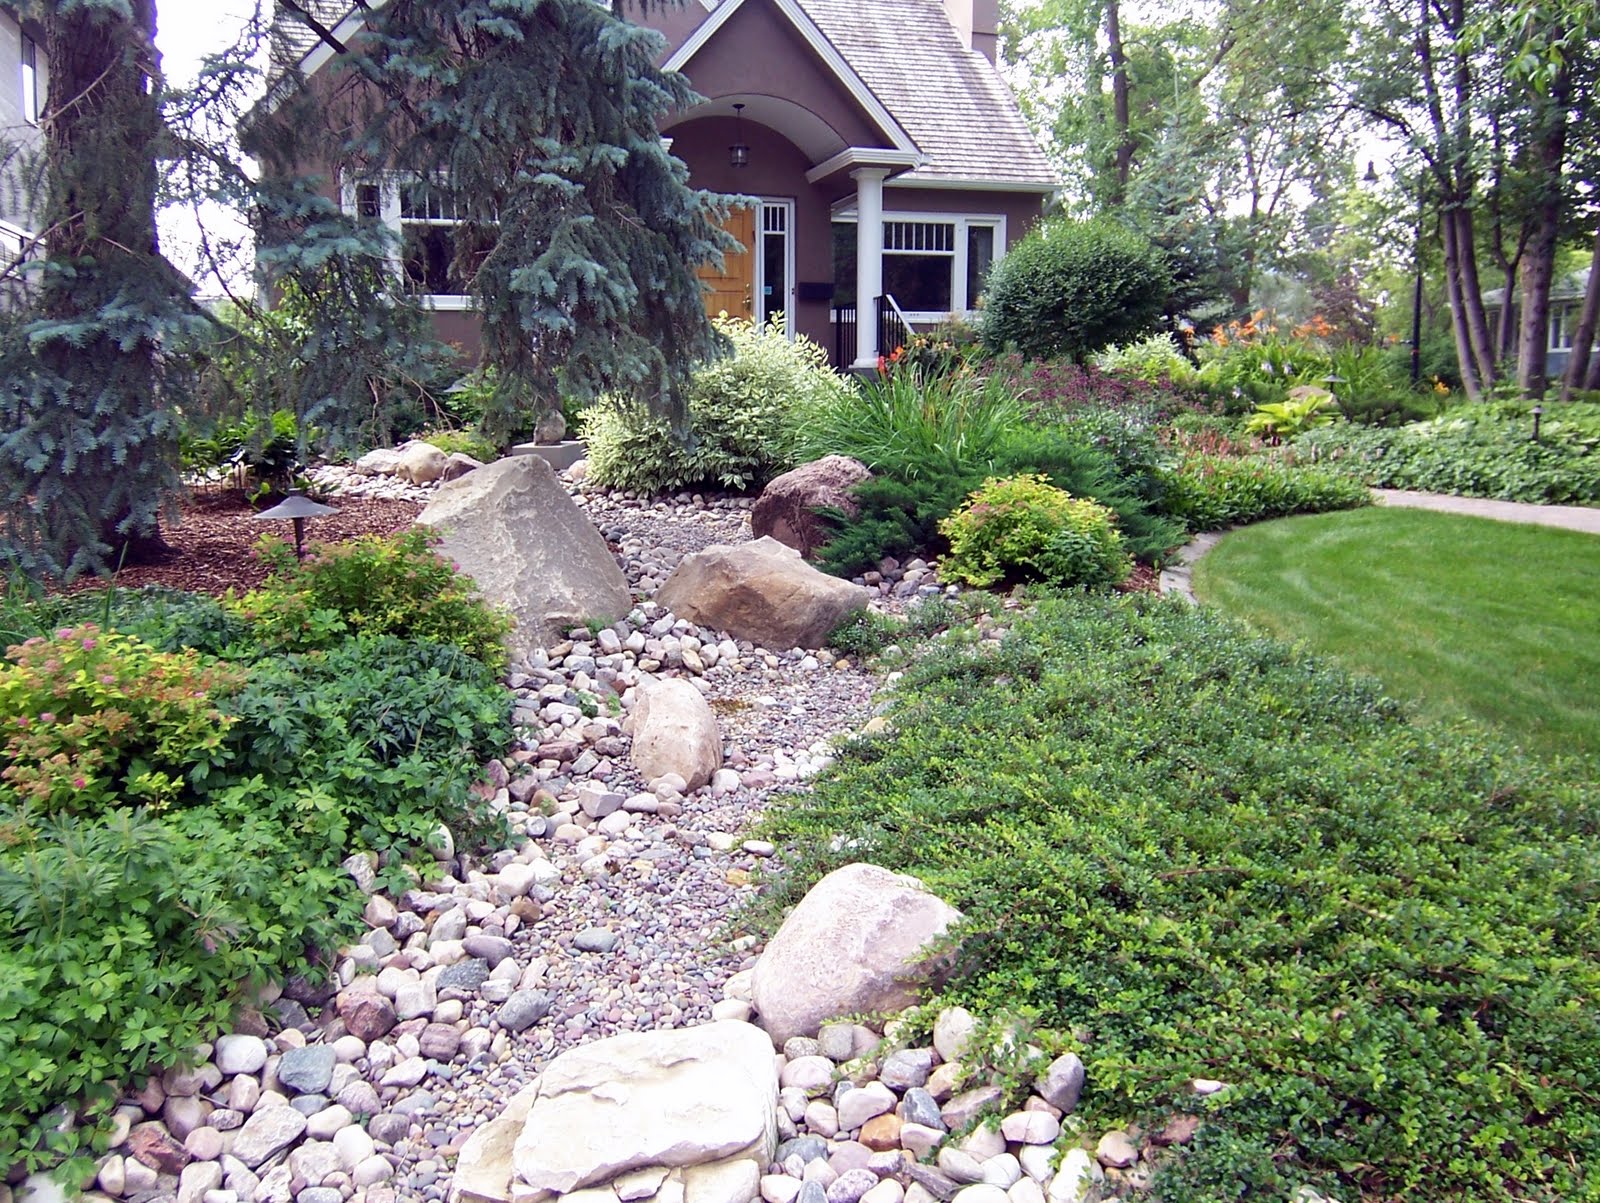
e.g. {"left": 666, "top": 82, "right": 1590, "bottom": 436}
{"left": 797, "top": 0, "right": 1058, "bottom": 189}
{"left": 268, "top": 0, "right": 1060, "bottom": 190}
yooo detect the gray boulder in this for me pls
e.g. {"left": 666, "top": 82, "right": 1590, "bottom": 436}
{"left": 751, "top": 863, "right": 962, "bottom": 1045}
{"left": 655, "top": 537, "right": 871, "bottom": 651}
{"left": 416, "top": 456, "right": 629, "bottom": 652}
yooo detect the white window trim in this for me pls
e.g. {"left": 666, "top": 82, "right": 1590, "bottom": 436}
{"left": 832, "top": 210, "right": 1007, "bottom": 327}
{"left": 758, "top": 198, "right": 797, "bottom": 340}
{"left": 20, "top": 34, "right": 39, "bottom": 125}
{"left": 340, "top": 174, "right": 479, "bottom": 311}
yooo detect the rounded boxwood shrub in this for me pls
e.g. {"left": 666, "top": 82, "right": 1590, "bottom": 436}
{"left": 982, "top": 217, "right": 1170, "bottom": 363}
{"left": 938, "top": 473, "right": 1131, "bottom": 589}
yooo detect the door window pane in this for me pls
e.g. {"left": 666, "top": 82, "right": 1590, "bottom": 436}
{"left": 967, "top": 225, "right": 996, "bottom": 310}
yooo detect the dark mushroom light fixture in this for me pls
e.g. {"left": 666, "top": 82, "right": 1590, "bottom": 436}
{"left": 252, "top": 488, "right": 339, "bottom": 561}
{"left": 729, "top": 103, "right": 750, "bottom": 169}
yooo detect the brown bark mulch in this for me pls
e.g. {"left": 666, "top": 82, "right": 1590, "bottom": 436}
{"left": 58, "top": 489, "right": 423, "bottom": 599}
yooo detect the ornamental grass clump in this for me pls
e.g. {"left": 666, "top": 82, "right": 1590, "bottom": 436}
{"left": 939, "top": 473, "right": 1130, "bottom": 589}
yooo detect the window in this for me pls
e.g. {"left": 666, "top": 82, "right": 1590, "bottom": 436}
{"left": 1550, "top": 304, "right": 1574, "bottom": 352}
{"left": 831, "top": 213, "right": 1005, "bottom": 321}
{"left": 760, "top": 201, "right": 792, "bottom": 331}
{"left": 20, "top": 35, "right": 38, "bottom": 124}
{"left": 345, "top": 177, "right": 492, "bottom": 308}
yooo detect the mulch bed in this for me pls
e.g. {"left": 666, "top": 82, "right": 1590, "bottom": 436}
{"left": 58, "top": 489, "right": 423, "bottom": 599}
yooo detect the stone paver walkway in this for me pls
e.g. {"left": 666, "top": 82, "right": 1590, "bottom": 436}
{"left": 1373, "top": 489, "right": 1600, "bottom": 534}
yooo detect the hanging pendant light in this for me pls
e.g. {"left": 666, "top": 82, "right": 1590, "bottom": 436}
{"left": 729, "top": 103, "right": 750, "bottom": 169}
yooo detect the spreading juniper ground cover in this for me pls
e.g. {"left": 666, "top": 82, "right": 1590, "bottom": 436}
{"left": 762, "top": 594, "right": 1600, "bottom": 1202}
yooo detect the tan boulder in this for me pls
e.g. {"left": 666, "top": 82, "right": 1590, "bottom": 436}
{"left": 655, "top": 537, "right": 871, "bottom": 651}
{"left": 354, "top": 447, "right": 404, "bottom": 477}
{"left": 751, "top": 456, "right": 871, "bottom": 559}
{"left": 416, "top": 456, "right": 629, "bottom": 652}
{"left": 449, "top": 1084, "right": 540, "bottom": 1203}
{"left": 396, "top": 441, "right": 449, "bottom": 484}
{"left": 441, "top": 452, "right": 485, "bottom": 482}
{"left": 751, "top": 863, "right": 962, "bottom": 1045}
{"left": 623, "top": 677, "right": 722, "bottom": 791}
{"left": 511, "top": 1021, "right": 778, "bottom": 1196}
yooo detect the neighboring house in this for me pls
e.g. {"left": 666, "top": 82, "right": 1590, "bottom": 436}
{"left": 1484, "top": 268, "right": 1591, "bottom": 379}
{"left": 0, "top": 2, "right": 45, "bottom": 308}
{"left": 270, "top": 0, "right": 1060, "bottom": 368}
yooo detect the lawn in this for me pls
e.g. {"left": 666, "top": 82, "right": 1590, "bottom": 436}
{"left": 1191, "top": 506, "right": 1600, "bottom": 762}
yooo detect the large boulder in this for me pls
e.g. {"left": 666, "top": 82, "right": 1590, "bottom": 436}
{"left": 416, "top": 456, "right": 629, "bottom": 651}
{"left": 354, "top": 447, "right": 404, "bottom": 477}
{"left": 655, "top": 537, "right": 871, "bottom": 651}
{"left": 511, "top": 1021, "right": 778, "bottom": 1197}
{"left": 751, "top": 863, "right": 962, "bottom": 1045}
{"left": 751, "top": 456, "right": 871, "bottom": 559}
{"left": 624, "top": 677, "right": 723, "bottom": 791}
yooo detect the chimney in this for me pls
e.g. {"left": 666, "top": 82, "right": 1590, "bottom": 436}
{"left": 943, "top": 0, "right": 1000, "bottom": 63}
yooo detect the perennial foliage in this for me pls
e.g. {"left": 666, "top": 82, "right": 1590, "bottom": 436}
{"left": 760, "top": 594, "right": 1600, "bottom": 1201}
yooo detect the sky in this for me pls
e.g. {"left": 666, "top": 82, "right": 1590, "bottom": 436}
{"left": 156, "top": 0, "right": 260, "bottom": 297}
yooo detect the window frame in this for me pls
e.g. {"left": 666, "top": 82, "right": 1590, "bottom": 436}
{"left": 341, "top": 175, "right": 481, "bottom": 311}
{"left": 831, "top": 210, "right": 1007, "bottom": 327}
{"left": 20, "top": 34, "right": 39, "bottom": 125}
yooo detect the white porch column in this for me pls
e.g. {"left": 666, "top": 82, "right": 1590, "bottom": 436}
{"left": 852, "top": 167, "right": 888, "bottom": 370}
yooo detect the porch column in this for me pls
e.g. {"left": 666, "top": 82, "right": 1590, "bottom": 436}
{"left": 852, "top": 167, "right": 888, "bottom": 370}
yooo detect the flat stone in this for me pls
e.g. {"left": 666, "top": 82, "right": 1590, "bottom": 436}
{"left": 231, "top": 1107, "right": 307, "bottom": 1169}
{"left": 940, "top": 1087, "right": 1003, "bottom": 1133}
{"left": 495, "top": 990, "right": 552, "bottom": 1033}
{"left": 438, "top": 959, "right": 491, "bottom": 993}
{"left": 574, "top": 928, "right": 619, "bottom": 954}
{"left": 898, "top": 1089, "right": 944, "bottom": 1131}
{"left": 684, "top": 1156, "right": 761, "bottom": 1203}
{"left": 836, "top": 1082, "right": 896, "bottom": 1132}
{"left": 512, "top": 1022, "right": 778, "bottom": 1195}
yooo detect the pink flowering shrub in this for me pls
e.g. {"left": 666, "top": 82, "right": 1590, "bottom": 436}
{"left": 0, "top": 626, "right": 241, "bottom": 814}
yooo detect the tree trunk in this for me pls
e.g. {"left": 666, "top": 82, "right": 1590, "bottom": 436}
{"left": 1452, "top": 207, "right": 1498, "bottom": 386}
{"left": 1515, "top": 58, "right": 1570, "bottom": 398}
{"left": 1440, "top": 204, "right": 1482, "bottom": 401}
{"left": 43, "top": 0, "right": 171, "bottom": 564}
{"left": 1562, "top": 229, "right": 1600, "bottom": 399}
{"left": 1105, "top": 0, "right": 1133, "bottom": 204}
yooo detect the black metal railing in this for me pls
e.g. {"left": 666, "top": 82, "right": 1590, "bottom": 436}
{"left": 833, "top": 302, "right": 857, "bottom": 369}
{"left": 876, "top": 294, "right": 913, "bottom": 361}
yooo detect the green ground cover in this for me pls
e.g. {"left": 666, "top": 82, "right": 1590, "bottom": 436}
{"left": 1192, "top": 507, "right": 1600, "bottom": 761}
{"left": 767, "top": 595, "right": 1600, "bottom": 1201}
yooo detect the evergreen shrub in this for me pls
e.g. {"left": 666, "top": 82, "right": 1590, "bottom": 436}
{"left": 580, "top": 316, "right": 848, "bottom": 493}
{"left": 756, "top": 594, "right": 1600, "bottom": 1201}
{"left": 939, "top": 474, "right": 1130, "bottom": 589}
{"left": 981, "top": 217, "right": 1170, "bottom": 362}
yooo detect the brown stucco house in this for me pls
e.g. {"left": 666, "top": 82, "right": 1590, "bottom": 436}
{"left": 271, "top": 0, "right": 1059, "bottom": 369}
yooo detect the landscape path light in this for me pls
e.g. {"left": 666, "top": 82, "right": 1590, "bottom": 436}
{"left": 1532, "top": 404, "right": 1544, "bottom": 443}
{"left": 251, "top": 488, "right": 339, "bottom": 561}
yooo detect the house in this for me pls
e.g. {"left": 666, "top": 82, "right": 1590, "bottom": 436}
{"left": 0, "top": 2, "right": 46, "bottom": 308}
{"left": 1483, "top": 268, "right": 1592, "bottom": 379}
{"left": 269, "top": 0, "right": 1060, "bottom": 369}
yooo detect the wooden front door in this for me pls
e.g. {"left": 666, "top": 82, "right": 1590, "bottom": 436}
{"left": 698, "top": 205, "right": 756, "bottom": 320}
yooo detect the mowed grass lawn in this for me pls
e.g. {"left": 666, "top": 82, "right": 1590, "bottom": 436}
{"left": 1192, "top": 506, "right": 1600, "bottom": 761}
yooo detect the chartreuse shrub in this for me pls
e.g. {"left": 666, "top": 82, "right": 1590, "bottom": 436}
{"left": 0, "top": 627, "right": 240, "bottom": 814}
{"left": 1300, "top": 407, "right": 1600, "bottom": 504}
{"left": 756, "top": 594, "right": 1600, "bottom": 1201}
{"left": 981, "top": 217, "right": 1170, "bottom": 362}
{"left": 230, "top": 529, "right": 512, "bottom": 667}
{"left": 1158, "top": 454, "right": 1370, "bottom": 531}
{"left": 580, "top": 314, "right": 850, "bottom": 493}
{"left": 0, "top": 580, "right": 509, "bottom": 1175}
{"left": 939, "top": 475, "right": 1130, "bottom": 589}
{"left": 1092, "top": 332, "right": 1198, "bottom": 386}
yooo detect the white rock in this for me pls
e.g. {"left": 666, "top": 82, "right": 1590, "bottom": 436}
{"left": 860, "top": 1182, "right": 904, "bottom": 1203}
{"left": 214, "top": 1036, "right": 268, "bottom": 1077}
{"left": 979, "top": 1155, "right": 1021, "bottom": 1189}
{"left": 1007, "top": 1180, "right": 1044, "bottom": 1203}
{"left": 751, "top": 864, "right": 961, "bottom": 1045}
{"left": 624, "top": 677, "right": 723, "bottom": 792}
{"left": 952, "top": 1188, "right": 1008, "bottom": 1203}
{"left": 230, "top": 1105, "right": 306, "bottom": 1169}
{"left": 760, "top": 1176, "right": 802, "bottom": 1203}
{"left": 396, "top": 441, "right": 449, "bottom": 485}
{"left": 1000, "top": 1113, "right": 1059, "bottom": 1146}
{"left": 352, "top": 1155, "right": 394, "bottom": 1186}
{"left": 711, "top": 999, "right": 754, "bottom": 1023}
{"left": 1045, "top": 1150, "right": 1101, "bottom": 1203}
{"left": 933, "top": 1007, "right": 976, "bottom": 1064}
{"left": 836, "top": 1081, "right": 896, "bottom": 1131}
{"left": 512, "top": 1021, "right": 777, "bottom": 1195}
{"left": 178, "top": 1162, "right": 223, "bottom": 1203}
{"left": 683, "top": 1156, "right": 760, "bottom": 1203}
{"left": 333, "top": 1125, "right": 376, "bottom": 1172}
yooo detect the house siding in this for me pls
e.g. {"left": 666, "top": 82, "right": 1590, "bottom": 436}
{"left": 0, "top": 6, "right": 46, "bottom": 233}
